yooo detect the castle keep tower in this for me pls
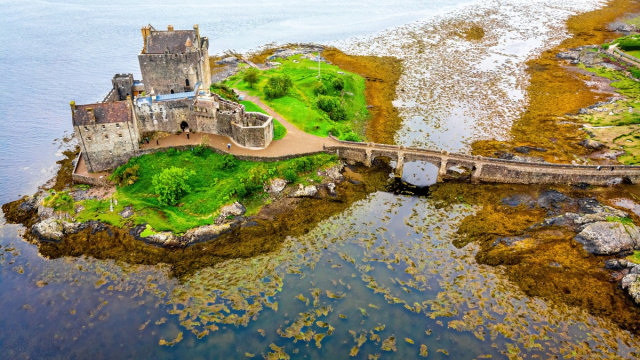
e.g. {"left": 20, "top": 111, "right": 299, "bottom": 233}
{"left": 138, "top": 24, "right": 211, "bottom": 95}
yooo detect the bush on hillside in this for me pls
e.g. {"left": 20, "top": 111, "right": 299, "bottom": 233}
{"left": 313, "top": 82, "right": 327, "bottom": 95}
{"left": 332, "top": 77, "right": 345, "bottom": 91}
{"left": 264, "top": 74, "right": 293, "bottom": 99}
{"left": 316, "top": 96, "right": 347, "bottom": 121}
{"left": 152, "top": 167, "right": 194, "bottom": 206}
{"left": 243, "top": 68, "right": 260, "bottom": 88}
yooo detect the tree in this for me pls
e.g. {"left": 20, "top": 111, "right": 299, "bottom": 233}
{"left": 332, "top": 77, "right": 344, "bottom": 91}
{"left": 264, "top": 74, "right": 293, "bottom": 99}
{"left": 243, "top": 68, "right": 259, "bottom": 88}
{"left": 152, "top": 167, "right": 195, "bottom": 206}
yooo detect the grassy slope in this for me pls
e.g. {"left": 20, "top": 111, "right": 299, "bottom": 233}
{"left": 580, "top": 62, "right": 640, "bottom": 164}
{"left": 239, "top": 100, "right": 287, "bottom": 140}
{"left": 225, "top": 55, "right": 368, "bottom": 140}
{"left": 75, "top": 149, "right": 338, "bottom": 233}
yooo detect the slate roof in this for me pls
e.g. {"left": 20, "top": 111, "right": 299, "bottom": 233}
{"left": 72, "top": 101, "right": 131, "bottom": 126}
{"left": 146, "top": 30, "right": 195, "bottom": 54}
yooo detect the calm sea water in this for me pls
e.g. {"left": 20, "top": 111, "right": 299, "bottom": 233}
{"left": 1, "top": 1, "right": 639, "bottom": 359}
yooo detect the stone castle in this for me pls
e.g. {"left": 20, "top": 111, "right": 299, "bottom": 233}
{"left": 72, "top": 24, "right": 274, "bottom": 173}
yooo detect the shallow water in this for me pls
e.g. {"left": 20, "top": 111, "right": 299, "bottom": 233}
{"left": 2, "top": 0, "right": 639, "bottom": 358}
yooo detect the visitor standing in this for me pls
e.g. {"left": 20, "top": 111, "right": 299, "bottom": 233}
{"left": 227, "top": 143, "right": 231, "bottom": 151}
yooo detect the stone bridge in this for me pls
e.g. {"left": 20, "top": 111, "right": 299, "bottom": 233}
{"left": 324, "top": 139, "right": 640, "bottom": 185}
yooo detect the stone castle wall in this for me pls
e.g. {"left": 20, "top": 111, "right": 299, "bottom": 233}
{"left": 138, "top": 51, "right": 208, "bottom": 95}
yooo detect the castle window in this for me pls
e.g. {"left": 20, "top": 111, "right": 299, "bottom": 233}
{"left": 185, "top": 79, "right": 190, "bottom": 87}
{"left": 109, "top": 150, "right": 113, "bottom": 154}
{"left": 87, "top": 137, "right": 92, "bottom": 141}
{"left": 104, "top": 135, "right": 108, "bottom": 140}
{"left": 119, "top": 134, "right": 123, "bottom": 138}
{"left": 101, "top": 125, "right": 106, "bottom": 130}
{"left": 115, "top": 123, "right": 120, "bottom": 128}
{"left": 84, "top": 126, "right": 89, "bottom": 131}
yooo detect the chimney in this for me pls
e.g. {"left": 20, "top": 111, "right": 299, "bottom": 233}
{"left": 141, "top": 25, "right": 151, "bottom": 54}
{"left": 193, "top": 24, "right": 200, "bottom": 47}
{"left": 167, "top": 25, "right": 174, "bottom": 32}
{"left": 87, "top": 108, "right": 95, "bottom": 123}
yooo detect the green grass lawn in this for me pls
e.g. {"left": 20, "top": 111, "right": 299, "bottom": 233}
{"left": 240, "top": 100, "right": 287, "bottom": 141}
{"left": 222, "top": 55, "right": 369, "bottom": 141}
{"left": 75, "top": 149, "right": 338, "bottom": 233}
{"left": 626, "top": 50, "right": 640, "bottom": 60}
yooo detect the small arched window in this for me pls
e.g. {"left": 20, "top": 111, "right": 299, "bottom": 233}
{"left": 185, "top": 79, "right": 190, "bottom": 87}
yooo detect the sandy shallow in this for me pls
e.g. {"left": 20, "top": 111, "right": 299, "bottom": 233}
{"left": 334, "top": 0, "right": 606, "bottom": 152}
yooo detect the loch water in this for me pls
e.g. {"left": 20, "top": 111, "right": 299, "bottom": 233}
{"left": 1, "top": 1, "right": 639, "bottom": 359}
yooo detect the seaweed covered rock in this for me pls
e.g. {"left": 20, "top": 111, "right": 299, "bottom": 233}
{"left": 31, "top": 218, "right": 65, "bottom": 242}
{"left": 575, "top": 221, "right": 640, "bottom": 255}
{"left": 182, "top": 221, "right": 239, "bottom": 245}
{"left": 621, "top": 264, "right": 640, "bottom": 305}
{"left": 290, "top": 184, "right": 318, "bottom": 198}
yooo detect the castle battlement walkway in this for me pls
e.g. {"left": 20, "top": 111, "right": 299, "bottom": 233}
{"left": 324, "top": 137, "right": 640, "bottom": 185}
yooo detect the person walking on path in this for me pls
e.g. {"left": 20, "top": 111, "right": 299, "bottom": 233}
{"left": 227, "top": 143, "right": 231, "bottom": 151}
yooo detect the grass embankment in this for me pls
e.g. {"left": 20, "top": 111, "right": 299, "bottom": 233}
{"left": 471, "top": 0, "right": 640, "bottom": 163}
{"left": 322, "top": 48, "right": 403, "bottom": 144}
{"left": 239, "top": 100, "right": 287, "bottom": 140}
{"left": 74, "top": 149, "right": 338, "bottom": 233}
{"left": 221, "top": 55, "right": 369, "bottom": 141}
{"left": 577, "top": 62, "right": 640, "bottom": 164}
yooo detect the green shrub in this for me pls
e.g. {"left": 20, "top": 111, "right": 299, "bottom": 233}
{"left": 43, "top": 191, "right": 74, "bottom": 212}
{"left": 110, "top": 163, "right": 140, "bottom": 187}
{"left": 328, "top": 127, "right": 341, "bottom": 137}
{"left": 264, "top": 74, "right": 293, "bottom": 100}
{"left": 617, "top": 37, "right": 640, "bottom": 51}
{"left": 332, "top": 77, "right": 345, "bottom": 91}
{"left": 294, "top": 157, "right": 313, "bottom": 172}
{"left": 221, "top": 154, "right": 237, "bottom": 169}
{"left": 313, "top": 82, "right": 327, "bottom": 95}
{"left": 630, "top": 68, "right": 640, "bottom": 79}
{"left": 283, "top": 169, "right": 298, "bottom": 182}
{"left": 193, "top": 145, "right": 206, "bottom": 156}
{"left": 152, "top": 167, "right": 194, "bottom": 206}
{"left": 341, "top": 132, "right": 360, "bottom": 142}
{"left": 602, "top": 43, "right": 610, "bottom": 50}
{"left": 243, "top": 68, "right": 259, "bottom": 88}
{"left": 316, "top": 96, "right": 348, "bottom": 121}
{"left": 166, "top": 148, "right": 178, "bottom": 156}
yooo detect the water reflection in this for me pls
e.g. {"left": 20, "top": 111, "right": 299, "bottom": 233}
{"left": 2, "top": 191, "right": 639, "bottom": 358}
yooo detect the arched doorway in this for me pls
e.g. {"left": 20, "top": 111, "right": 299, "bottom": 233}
{"left": 180, "top": 121, "right": 189, "bottom": 132}
{"left": 170, "top": 89, "right": 175, "bottom": 94}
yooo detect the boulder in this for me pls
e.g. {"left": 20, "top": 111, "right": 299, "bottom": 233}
{"left": 604, "top": 258, "right": 632, "bottom": 270}
{"left": 574, "top": 221, "right": 640, "bottom": 255}
{"left": 537, "top": 190, "right": 571, "bottom": 212}
{"left": 556, "top": 51, "right": 580, "bottom": 61}
{"left": 215, "top": 202, "right": 246, "bottom": 225}
{"left": 579, "top": 139, "right": 605, "bottom": 150}
{"left": 31, "top": 218, "right": 64, "bottom": 242}
{"left": 318, "top": 163, "right": 345, "bottom": 182}
{"left": 119, "top": 206, "right": 134, "bottom": 219}
{"left": 146, "top": 232, "right": 179, "bottom": 247}
{"left": 267, "top": 178, "right": 288, "bottom": 194}
{"left": 290, "top": 184, "right": 318, "bottom": 198}
{"left": 326, "top": 183, "right": 337, "bottom": 197}
{"left": 220, "top": 202, "right": 246, "bottom": 217}
{"left": 181, "top": 222, "right": 238, "bottom": 245}
{"left": 215, "top": 56, "right": 239, "bottom": 65}
{"left": 621, "top": 272, "right": 640, "bottom": 305}
{"left": 616, "top": 24, "right": 637, "bottom": 32}
{"left": 501, "top": 194, "right": 535, "bottom": 208}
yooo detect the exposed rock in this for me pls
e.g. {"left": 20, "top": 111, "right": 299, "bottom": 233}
{"left": 267, "top": 178, "right": 288, "bottom": 194}
{"left": 119, "top": 206, "right": 134, "bottom": 219}
{"left": 145, "top": 232, "right": 179, "bottom": 247}
{"left": 579, "top": 138, "right": 605, "bottom": 150}
{"left": 621, "top": 272, "right": 640, "bottom": 305}
{"left": 18, "top": 195, "right": 38, "bottom": 213}
{"left": 537, "top": 190, "right": 571, "bottom": 212}
{"left": 615, "top": 24, "right": 637, "bottom": 33}
{"left": 604, "top": 258, "right": 632, "bottom": 270}
{"left": 494, "top": 151, "right": 546, "bottom": 163}
{"left": 215, "top": 202, "right": 247, "bottom": 225}
{"left": 501, "top": 194, "right": 535, "bottom": 208}
{"left": 326, "top": 183, "right": 337, "bottom": 197}
{"left": 181, "top": 221, "right": 238, "bottom": 245}
{"left": 215, "top": 56, "right": 239, "bottom": 65}
{"left": 290, "top": 184, "right": 318, "bottom": 198}
{"left": 317, "top": 163, "right": 345, "bottom": 182}
{"left": 574, "top": 221, "right": 640, "bottom": 255}
{"left": 557, "top": 51, "right": 580, "bottom": 61}
{"left": 31, "top": 218, "right": 64, "bottom": 242}
{"left": 491, "top": 236, "right": 529, "bottom": 247}
{"left": 514, "top": 146, "right": 547, "bottom": 154}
